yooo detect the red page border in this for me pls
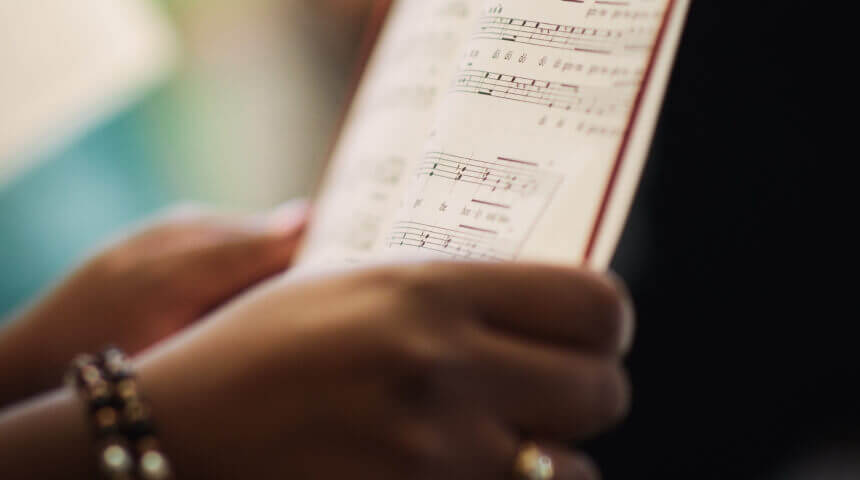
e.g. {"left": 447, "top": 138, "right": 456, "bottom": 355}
{"left": 322, "top": 0, "right": 682, "bottom": 263}
{"left": 582, "top": 0, "right": 679, "bottom": 261}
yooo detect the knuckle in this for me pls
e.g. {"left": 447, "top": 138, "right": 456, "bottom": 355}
{"left": 364, "top": 268, "right": 429, "bottom": 313}
{"left": 399, "top": 332, "right": 448, "bottom": 371}
{"left": 364, "top": 267, "right": 416, "bottom": 295}
{"left": 90, "top": 243, "right": 158, "bottom": 281}
{"left": 590, "top": 363, "right": 630, "bottom": 426}
{"left": 370, "top": 265, "right": 454, "bottom": 316}
{"left": 587, "top": 276, "right": 631, "bottom": 353}
{"left": 397, "top": 264, "right": 445, "bottom": 302}
{"left": 362, "top": 266, "right": 399, "bottom": 286}
{"left": 595, "top": 309, "right": 624, "bottom": 354}
{"left": 392, "top": 420, "right": 448, "bottom": 475}
{"left": 469, "top": 422, "right": 518, "bottom": 477}
{"left": 389, "top": 331, "right": 469, "bottom": 406}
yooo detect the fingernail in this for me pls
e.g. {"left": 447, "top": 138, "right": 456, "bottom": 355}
{"left": 607, "top": 271, "right": 636, "bottom": 354}
{"left": 265, "top": 198, "right": 311, "bottom": 235}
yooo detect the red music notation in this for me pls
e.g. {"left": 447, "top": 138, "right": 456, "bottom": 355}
{"left": 473, "top": 15, "right": 654, "bottom": 55}
{"left": 452, "top": 69, "right": 627, "bottom": 115}
{"left": 388, "top": 220, "right": 515, "bottom": 261}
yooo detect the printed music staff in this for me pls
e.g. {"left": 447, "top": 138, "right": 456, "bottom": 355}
{"left": 416, "top": 152, "right": 563, "bottom": 196}
{"left": 388, "top": 221, "right": 517, "bottom": 261}
{"left": 452, "top": 69, "right": 629, "bottom": 115}
{"left": 393, "top": 149, "right": 565, "bottom": 261}
{"left": 297, "top": 0, "right": 688, "bottom": 269}
{"left": 473, "top": 14, "right": 655, "bottom": 56}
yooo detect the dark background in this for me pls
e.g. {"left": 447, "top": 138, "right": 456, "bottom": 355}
{"left": 596, "top": 2, "right": 854, "bottom": 478}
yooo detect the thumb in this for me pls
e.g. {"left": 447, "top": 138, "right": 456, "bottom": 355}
{"left": 262, "top": 198, "right": 312, "bottom": 239}
{"left": 237, "top": 198, "right": 312, "bottom": 272}
{"left": 257, "top": 198, "right": 312, "bottom": 267}
{"left": 185, "top": 200, "right": 311, "bottom": 307}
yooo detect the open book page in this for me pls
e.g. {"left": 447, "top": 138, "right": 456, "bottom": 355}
{"left": 298, "top": 0, "right": 476, "bottom": 265}
{"left": 298, "top": 0, "right": 689, "bottom": 270}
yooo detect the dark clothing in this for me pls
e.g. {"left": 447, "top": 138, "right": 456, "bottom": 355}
{"left": 598, "top": 2, "right": 855, "bottom": 478}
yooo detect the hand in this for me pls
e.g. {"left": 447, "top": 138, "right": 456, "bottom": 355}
{"left": 0, "top": 201, "right": 309, "bottom": 405}
{"left": 136, "top": 262, "right": 634, "bottom": 480}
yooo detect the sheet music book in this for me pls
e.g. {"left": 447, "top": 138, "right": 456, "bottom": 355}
{"left": 297, "top": 0, "right": 690, "bottom": 270}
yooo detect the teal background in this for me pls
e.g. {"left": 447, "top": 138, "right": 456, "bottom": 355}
{"left": 0, "top": 94, "right": 175, "bottom": 318}
{"left": 0, "top": 1, "right": 362, "bottom": 322}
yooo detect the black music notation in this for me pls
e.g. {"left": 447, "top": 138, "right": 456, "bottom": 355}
{"left": 585, "top": 5, "right": 664, "bottom": 22}
{"left": 417, "top": 152, "right": 552, "bottom": 195}
{"left": 452, "top": 69, "right": 626, "bottom": 115}
{"left": 473, "top": 15, "right": 654, "bottom": 56}
{"left": 388, "top": 221, "right": 515, "bottom": 261}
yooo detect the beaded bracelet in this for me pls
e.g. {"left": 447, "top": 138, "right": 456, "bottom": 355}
{"left": 66, "top": 348, "right": 172, "bottom": 480}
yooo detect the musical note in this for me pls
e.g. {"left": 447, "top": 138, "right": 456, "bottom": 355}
{"left": 388, "top": 221, "right": 516, "bottom": 261}
{"left": 416, "top": 152, "right": 561, "bottom": 196}
{"left": 390, "top": 148, "right": 566, "bottom": 261}
{"left": 298, "top": 0, "right": 685, "bottom": 269}
{"left": 473, "top": 14, "right": 656, "bottom": 56}
{"left": 452, "top": 69, "right": 629, "bottom": 115}
{"left": 585, "top": 6, "right": 664, "bottom": 22}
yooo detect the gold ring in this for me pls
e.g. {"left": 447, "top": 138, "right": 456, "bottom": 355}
{"left": 514, "top": 442, "right": 555, "bottom": 480}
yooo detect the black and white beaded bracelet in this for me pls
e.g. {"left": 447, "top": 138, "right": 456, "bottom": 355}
{"left": 67, "top": 348, "right": 172, "bottom": 480}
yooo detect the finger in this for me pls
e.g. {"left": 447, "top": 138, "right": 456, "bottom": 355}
{"left": 256, "top": 199, "right": 313, "bottom": 238}
{"left": 409, "top": 263, "right": 634, "bottom": 355}
{"left": 467, "top": 325, "right": 630, "bottom": 439}
{"left": 394, "top": 412, "right": 518, "bottom": 480}
{"left": 521, "top": 442, "right": 600, "bottom": 480}
{"left": 113, "top": 201, "right": 307, "bottom": 257}
{"left": 414, "top": 415, "right": 600, "bottom": 480}
{"left": 181, "top": 201, "right": 311, "bottom": 303}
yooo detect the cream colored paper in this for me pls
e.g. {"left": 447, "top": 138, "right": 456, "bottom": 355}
{"left": 298, "top": 0, "right": 690, "bottom": 270}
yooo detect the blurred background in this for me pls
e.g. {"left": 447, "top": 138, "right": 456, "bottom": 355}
{"left": 0, "top": 0, "right": 375, "bottom": 316}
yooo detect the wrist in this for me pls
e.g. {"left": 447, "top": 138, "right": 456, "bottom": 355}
{"left": 134, "top": 347, "right": 204, "bottom": 480}
{"left": 0, "top": 310, "right": 64, "bottom": 406}
{"left": 0, "top": 388, "right": 98, "bottom": 479}
{"left": 0, "top": 273, "right": 105, "bottom": 406}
